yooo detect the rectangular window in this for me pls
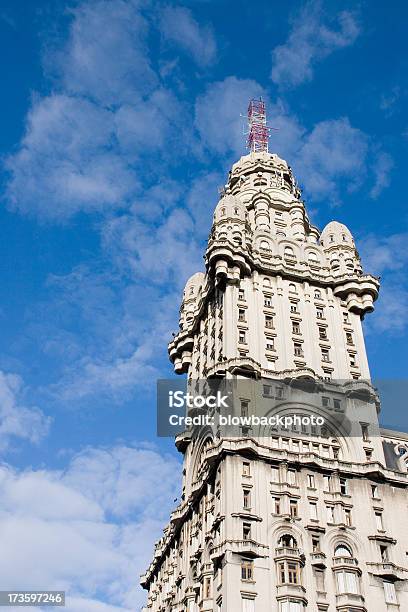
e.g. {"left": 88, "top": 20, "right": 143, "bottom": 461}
{"left": 316, "top": 307, "right": 324, "bottom": 319}
{"left": 238, "top": 289, "right": 245, "bottom": 301}
{"left": 326, "top": 505, "right": 335, "bottom": 523}
{"left": 371, "top": 484, "right": 379, "bottom": 498}
{"left": 238, "top": 309, "right": 246, "bottom": 322}
{"left": 318, "top": 326, "right": 327, "bottom": 340}
{"left": 361, "top": 423, "right": 369, "bottom": 441}
{"left": 242, "top": 461, "right": 251, "bottom": 476}
{"left": 243, "top": 522, "right": 251, "bottom": 541}
{"left": 241, "top": 400, "right": 249, "bottom": 417}
{"left": 204, "top": 576, "right": 211, "bottom": 598}
{"left": 290, "top": 303, "right": 298, "bottom": 313}
{"left": 309, "top": 502, "right": 318, "bottom": 520}
{"left": 264, "top": 296, "right": 272, "bottom": 307}
{"left": 340, "top": 478, "right": 348, "bottom": 495}
{"left": 322, "top": 396, "right": 330, "bottom": 407}
{"left": 375, "top": 512, "right": 384, "bottom": 531}
{"left": 380, "top": 545, "right": 389, "bottom": 561}
{"left": 266, "top": 341, "right": 275, "bottom": 351}
{"left": 239, "top": 330, "right": 246, "bottom": 344}
{"left": 280, "top": 602, "right": 303, "bottom": 612}
{"left": 343, "top": 311, "right": 349, "bottom": 323}
{"left": 307, "top": 474, "right": 315, "bottom": 488}
{"left": 243, "top": 489, "right": 251, "bottom": 509}
{"left": 333, "top": 398, "right": 341, "bottom": 410}
{"left": 321, "top": 348, "right": 330, "bottom": 362}
{"left": 294, "top": 342, "right": 303, "bottom": 357}
{"left": 349, "top": 353, "right": 357, "bottom": 367}
{"left": 323, "top": 475, "right": 332, "bottom": 491}
{"left": 288, "top": 562, "right": 299, "bottom": 584}
{"left": 287, "top": 469, "right": 296, "bottom": 486}
{"left": 263, "top": 384, "right": 272, "bottom": 395}
{"left": 346, "top": 332, "right": 354, "bottom": 345}
{"left": 265, "top": 315, "right": 274, "bottom": 328}
{"left": 292, "top": 321, "right": 300, "bottom": 334}
{"left": 336, "top": 570, "right": 359, "bottom": 594}
{"left": 271, "top": 466, "right": 280, "bottom": 482}
{"left": 383, "top": 580, "right": 397, "bottom": 604}
{"left": 344, "top": 508, "right": 352, "bottom": 526}
{"left": 290, "top": 499, "right": 298, "bottom": 518}
{"left": 272, "top": 496, "right": 281, "bottom": 515}
{"left": 241, "top": 560, "right": 253, "bottom": 581}
{"left": 314, "top": 568, "right": 325, "bottom": 591}
{"left": 312, "top": 536, "right": 320, "bottom": 552}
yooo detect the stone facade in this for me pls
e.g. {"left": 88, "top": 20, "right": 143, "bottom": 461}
{"left": 141, "top": 151, "right": 408, "bottom": 612}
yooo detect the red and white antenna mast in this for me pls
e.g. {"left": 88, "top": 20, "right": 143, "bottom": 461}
{"left": 246, "top": 97, "right": 270, "bottom": 153}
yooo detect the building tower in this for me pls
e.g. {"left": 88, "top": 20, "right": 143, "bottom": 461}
{"left": 141, "top": 100, "right": 408, "bottom": 612}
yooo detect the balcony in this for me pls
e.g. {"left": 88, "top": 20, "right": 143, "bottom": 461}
{"left": 310, "top": 551, "right": 326, "bottom": 565}
{"left": 333, "top": 556, "right": 359, "bottom": 568}
{"left": 275, "top": 546, "right": 301, "bottom": 559}
{"left": 335, "top": 592, "right": 365, "bottom": 608}
{"left": 366, "top": 561, "right": 408, "bottom": 580}
{"left": 211, "top": 538, "right": 269, "bottom": 559}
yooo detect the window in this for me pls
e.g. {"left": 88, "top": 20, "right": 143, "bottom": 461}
{"left": 307, "top": 474, "right": 315, "bottom": 488}
{"left": 288, "top": 562, "right": 300, "bottom": 584}
{"left": 316, "top": 307, "right": 324, "bottom": 319}
{"left": 335, "top": 544, "right": 353, "bottom": 557}
{"left": 284, "top": 246, "right": 295, "bottom": 258}
{"left": 238, "top": 289, "right": 245, "bottom": 301}
{"left": 290, "top": 303, "right": 298, "bottom": 313}
{"left": 242, "top": 462, "right": 251, "bottom": 476}
{"left": 340, "top": 478, "right": 348, "bottom": 495}
{"left": 322, "top": 396, "right": 330, "bottom": 408}
{"left": 263, "top": 384, "right": 272, "bottom": 396}
{"left": 312, "top": 536, "right": 320, "bottom": 552}
{"left": 265, "top": 315, "right": 274, "bottom": 328}
{"left": 326, "top": 505, "right": 335, "bottom": 523}
{"left": 383, "top": 580, "right": 397, "bottom": 604}
{"left": 361, "top": 423, "right": 369, "bottom": 441}
{"left": 264, "top": 295, "right": 272, "bottom": 307}
{"left": 204, "top": 576, "right": 211, "bottom": 598}
{"left": 349, "top": 353, "right": 357, "bottom": 367}
{"left": 279, "top": 601, "right": 304, "bottom": 612}
{"left": 243, "top": 522, "right": 251, "bottom": 541}
{"left": 287, "top": 469, "right": 296, "bottom": 486}
{"left": 290, "top": 500, "right": 298, "bottom": 518}
{"left": 365, "top": 448, "right": 373, "bottom": 461}
{"left": 238, "top": 309, "right": 246, "bottom": 322}
{"left": 294, "top": 342, "right": 303, "bottom": 357}
{"left": 375, "top": 512, "right": 384, "bottom": 531}
{"left": 380, "top": 545, "right": 389, "bottom": 561}
{"left": 314, "top": 290, "right": 321, "bottom": 299}
{"left": 309, "top": 502, "right": 318, "bottom": 520}
{"left": 371, "top": 484, "right": 379, "bottom": 498}
{"left": 344, "top": 508, "right": 352, "bottom": 526}
{"left": 243, "top": 489, "right": 251, "bottom": 509}
{"left": 260, "top": 240, "right": 270, "bottom": 251}
{"left": 289, "top": 283, "right": 297, "bottom": 293}
{"left": 323, "top": 475, "right": 332, "bottom": 491}
{"left": 272, "top": 496, "right": 281, "bottom": 515}
{"left": 239, "top": 330, "right": 246, "bottom": 344}
{"left": 321, "top": 348, "right": 330, "bottom": 362}
{"left": 318, "top": 326, "right": 327, "bottom": 340}
{"left": 336, "top": 570, "right": 359, "bottom": 594}
{"left": 314, "top": 568, "right": 325, "bottom": 590}
{"left": 266, "top": 341, "right": 275, "bottom": 351}
{"left": 241, "top": 400, "right": 249, "bottom": 417}
{"left": 241, "top": 560, "right": 253, "bottom": 581}
{"left": 292, "top": 321, "right": 301, "bottom": 335}
{"left": 346, "top": 332, "right": 354, "bottom": 345}
{"left": 343, "top": 311, "right": 349, "bottom": 323}
{"left": 308, "top": 251, "right": 319, "bottom": 263}
{"left": 271, "top": 466, "right": 280, "bottom": 482}
{"left": 333, "top": 398, "right": 341, "bottom": 410}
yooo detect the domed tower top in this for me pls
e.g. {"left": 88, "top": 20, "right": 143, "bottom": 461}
{"left": 320, "top": 221, "right": 355, "bottom": 248}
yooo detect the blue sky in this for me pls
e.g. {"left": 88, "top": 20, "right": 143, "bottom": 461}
{"left": 0, "top": 0, "right": 407, "bottom": 609}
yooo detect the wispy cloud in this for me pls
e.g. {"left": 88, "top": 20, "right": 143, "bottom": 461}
{"left": 159, "top": 5, "right": 217, "bottom": 67}
{"left": 271, "top": 1, "right": 360, "bottom": 88}
{"left": 0, "top": 370, "right": 50, "bottom": 450}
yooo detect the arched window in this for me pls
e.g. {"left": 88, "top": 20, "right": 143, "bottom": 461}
{"left": 263, "top": 277, "right": 271, "bottom": 286}
{"left": 331, "top": 259, "right": 340, "bottom": 270}
{"left": 289, "top": 283, "right": 297, "bottom": 293}
{"left": 308, "top": 251, "right": 319, "bottom": 262}
{"left": 221, "top": 207, "right": 226, "bottom": 216}
{"left": 345, "top": 259, "right": 354, "bottom": 270}
{"left": 314, "top": 289, "right": 321, "bottom": 299}
{"left": 218, "top": 232, "right": 227, "bottom": 241}
{"left": 334, "top": 543, "right": 353, "bottom": 557}
{"left": 260, "top": 240, "right": 270, "bottom": 251}
{"left": 278, "top": 534, "right": 298, "bottom": 548}
{"left": 284, "top": 246, "right": 295, "bottom": 258}
{"left": 277, "top": 231, "right": 286, "bottom": 238}
{"left": 233, "top": 232, "right": 242, "bottom": 245}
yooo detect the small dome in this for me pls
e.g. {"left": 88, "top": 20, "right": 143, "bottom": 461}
{"left": 214, "top": 194, "right": 246, "bottom": 222}
{"left": 320, "top": 221, "right": 355, "bottom": 248}
{"left": 183, "top": 272, "right": 205, "bottom": 301}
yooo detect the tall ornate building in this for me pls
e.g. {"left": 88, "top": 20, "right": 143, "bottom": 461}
{"left": 141, "top": 103, "right": 408, "bottom": 612}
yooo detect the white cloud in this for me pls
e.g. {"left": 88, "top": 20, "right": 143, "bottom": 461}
{"left": 0, "top": 445, "right": 180, "bottom": 610}
{"left": 5, "top": 95, "right": 137, "bottom": 220}
{"left": 370, "top": 151, "right": 393, "bottom": 198}
{"left": 0, "top": 370, "right": 50, "bottom": 451}
{"left": 49, "top": 0, "right": 157, "bottom": 106}
{"left": 359, "top": 233, "right": 408, "bottom": 274}
{"left": 159, "top": 5, "right": 217, "bottom": 67}
{"left": 271, "top": 1, "right": 360, "bottom": 88}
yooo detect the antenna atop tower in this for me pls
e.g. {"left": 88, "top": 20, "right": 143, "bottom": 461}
{"left": 246, "top": 97, "right": 270, "bottom": 153}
